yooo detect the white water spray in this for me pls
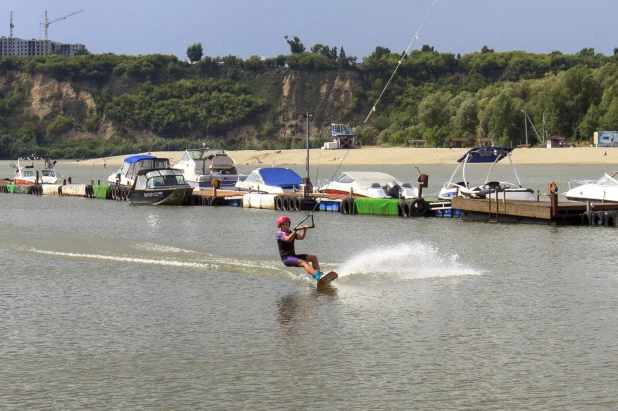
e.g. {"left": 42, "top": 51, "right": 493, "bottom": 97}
{"left": 336, "top": 242, "right": 481, "bottom": 282}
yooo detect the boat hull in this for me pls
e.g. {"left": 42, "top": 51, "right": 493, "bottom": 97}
{"left": 128, "top": 188, "right": 193, "bottom": 205}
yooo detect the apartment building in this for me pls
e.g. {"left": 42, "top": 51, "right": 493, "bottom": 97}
{"left": 0, "top": 36, "right": 86, "bottom": 57}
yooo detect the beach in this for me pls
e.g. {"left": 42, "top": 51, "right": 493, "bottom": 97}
{"left": 70, "top": 146, "right": 618, "bottom": 168}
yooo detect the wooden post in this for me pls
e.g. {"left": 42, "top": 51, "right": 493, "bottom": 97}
{"left": 417, "top": 173, "right": 428, "bottom": 199}
{"left": 548, "top": 182, "right": 558, "bottom": 218}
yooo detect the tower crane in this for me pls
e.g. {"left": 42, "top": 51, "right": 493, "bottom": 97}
{"left": 41, "top": 9, "right": 84, "bottom": 55}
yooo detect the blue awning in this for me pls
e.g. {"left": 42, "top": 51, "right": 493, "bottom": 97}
{"left": 259, "top": 168, "right": 302, "bottom": 187}
{"left": 123, "top": 155, "right": 156, "bottom": 164}
{"left": 457, "top": 146, "right": 513, "bottom": 163}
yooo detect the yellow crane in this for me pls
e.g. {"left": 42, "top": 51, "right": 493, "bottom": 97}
{"left": 41, "top": 9, "right": 84, "bottom": 55}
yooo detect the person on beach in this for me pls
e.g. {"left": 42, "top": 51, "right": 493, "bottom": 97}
{"left": 276, "top": 215, "right": 322, "bottom": 280}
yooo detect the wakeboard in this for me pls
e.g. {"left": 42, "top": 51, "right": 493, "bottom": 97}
{"left": 316, "top": 271, "right": 338, "bottom": 288}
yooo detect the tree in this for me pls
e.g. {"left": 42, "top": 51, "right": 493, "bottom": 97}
{"left": 421, "top": 44, "right": 435, "bottom": 53}
{"left": 284, "top": 36, "right": 305, "bottom": 54}
{"left": 481, "top": 45, "right": 494, "bottom": 54}
{"left": 187, "top": 43, "right": 203, "bottom": 63}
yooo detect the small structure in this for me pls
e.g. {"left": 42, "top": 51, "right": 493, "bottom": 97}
{"left": 444, "top": 137, "right": 470, "bottom": 148}
{"left": 408, "top": 139, "right": 427, "bottom": 147}
{"left": 594, "top": 131, "right": 618, "bottom": 147}
{"left": 330, "top": 123, "right": 358, "bottom": 149}
{"left": 547, "top": 136, "right": 567, "bottom": 148}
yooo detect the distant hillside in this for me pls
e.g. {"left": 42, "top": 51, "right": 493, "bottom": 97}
{"left": 0, "top": 46, "right": 617, "bottom": 158}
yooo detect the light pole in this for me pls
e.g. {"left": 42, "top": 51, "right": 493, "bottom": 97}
{"left": 303, "top": 112, "right": 314, "bottom": 193}
{"left": 521, "top": 109, "right": 528, "bottom": 148}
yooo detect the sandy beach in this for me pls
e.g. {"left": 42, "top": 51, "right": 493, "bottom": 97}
{"left": 72, "top": 146, "right": 618, "bottom": 168}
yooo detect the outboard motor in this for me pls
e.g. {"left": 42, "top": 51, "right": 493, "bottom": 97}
{"left": 386, "top": 180, "right": 402, "bottom": 198}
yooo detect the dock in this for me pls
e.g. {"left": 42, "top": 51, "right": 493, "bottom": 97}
{"left": 3, "top": 181, "right": 618, "bottom": 227}
{"left": 451, "top": 195, "right": 618, "bottom": 226}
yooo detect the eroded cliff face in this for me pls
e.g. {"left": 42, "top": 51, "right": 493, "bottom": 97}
{"left": 1, "top": 69, "right": 362, "bottom": 144}
{"left": 18, "top": 73, "right": 97, "bottom": 120}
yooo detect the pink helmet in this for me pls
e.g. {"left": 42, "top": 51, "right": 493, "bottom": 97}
{"left": 276, "top": 215, "right": 291, "bottom": 227}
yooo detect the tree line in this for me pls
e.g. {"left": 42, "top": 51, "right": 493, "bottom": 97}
{"left": 0, "top": 38, "right": 618, "bottom": 158}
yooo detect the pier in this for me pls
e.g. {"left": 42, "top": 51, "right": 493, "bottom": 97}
{"left": 3, "top": 180, "right": 618, "bottom": 227}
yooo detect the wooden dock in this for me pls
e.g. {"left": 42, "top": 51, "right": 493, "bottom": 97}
{"left": 451, "top": 195, "right": 618, "bottom": 225}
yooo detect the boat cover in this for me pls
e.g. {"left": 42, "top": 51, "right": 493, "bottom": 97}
{"left": 457, "top": 146, "right": 513, "bottom": 164}
{"left": 123, "top": 155, "right": 156, "bottom": 163}
{"left": 258, "top": 168, "right": 302, "bottom": 186}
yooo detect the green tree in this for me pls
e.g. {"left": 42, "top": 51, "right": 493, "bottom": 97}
{"left": 46, "top": 115, "right": 73, "bottom": 138}
{"left": 284, "top": 36, "right": 305, "bottom": 54}
{"left": 187, "top": 42, "right": 204, "bottom": 63}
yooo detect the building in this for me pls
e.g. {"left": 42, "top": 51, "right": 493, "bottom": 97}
{"left": 0, "top": 36, "right": 86, "bottom": 57}
{"left": 594, "top": 131, "right": 618, "bottom": 147}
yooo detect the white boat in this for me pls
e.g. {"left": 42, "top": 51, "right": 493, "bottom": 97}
{"left": 564, "top": 171, "right": 618, "bottom": 203}
{"left": 235, "top": 167, "right": 303, "bottom": 194}
{"left": 439, "top": 146, "right": 536, "bottom": 201}
{"left": 171, "top": 148, "right": 246, "bottom": 189}
{"left": 318, "top": 171, "right": 419, "bottom": 199}
{"left": 108, "top": 155, "right": 170, "bottom": 187}
{"left": 10, "top": 155, "right": 60, "bottom": 185}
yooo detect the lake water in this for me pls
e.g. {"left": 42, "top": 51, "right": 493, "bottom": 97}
{"left": 2, "top": 161, "right": 618, "bottom": 409}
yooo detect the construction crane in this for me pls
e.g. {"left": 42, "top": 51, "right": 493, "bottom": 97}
{"left": 41, "top": 9, "right": 84, "bottom": 55}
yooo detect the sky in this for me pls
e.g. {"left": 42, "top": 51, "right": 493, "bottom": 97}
{"left": 2, "top": 0, "right": 617, "bottom": 60}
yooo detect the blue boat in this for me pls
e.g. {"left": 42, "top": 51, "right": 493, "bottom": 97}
{"left": 107, "top": 155, "right": 171, "bottom": 188}
{"left": 235, "top": 167, "right": 303, "bottom": 194}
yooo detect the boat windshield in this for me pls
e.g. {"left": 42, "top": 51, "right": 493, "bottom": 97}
{"left": 335, "top": 173, "right": 354, "bottom": 183}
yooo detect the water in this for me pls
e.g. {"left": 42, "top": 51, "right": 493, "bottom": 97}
{"left": 2, "top": 162, "right": 618, "bottom": 409}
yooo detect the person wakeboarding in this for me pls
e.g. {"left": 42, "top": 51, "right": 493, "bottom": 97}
{"left": 276, "top": 215, "right": 322, "bottom": 280}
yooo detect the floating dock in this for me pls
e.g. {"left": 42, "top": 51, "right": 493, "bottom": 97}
{"left": 3, "top": 181, "right": 618, "bottom": 227}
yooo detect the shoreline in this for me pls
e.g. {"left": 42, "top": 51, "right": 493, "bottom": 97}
{"left": 65, "top": 146, "right": 618, "bottom": 168}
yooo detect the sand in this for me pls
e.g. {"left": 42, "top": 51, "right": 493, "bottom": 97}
{"left": 71, "top": 146, "right": 618, "bottom": 168}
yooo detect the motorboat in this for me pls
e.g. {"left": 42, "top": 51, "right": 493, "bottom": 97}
{"left": 171, "top": 148, "right": 246, "bottom": 189}
{"left": 10, "top": 155, "right": 60, "bottom": 185}
{"left": 564, "top": 171, "right": 618, "bottom": 203}
{"left": 127, "top": 168, "right": 194, "bottom": 205}
{"left": 108, "top": 155, "right": 170, "bottom": 187}
{"left": 318, "top": 171, "right": 419, "bottom": 199}
{"left": 438, "top": 146, "right": 536, "bottom": 201}
{"left": 235, "top": 167, "right": 303, "bottom": 194}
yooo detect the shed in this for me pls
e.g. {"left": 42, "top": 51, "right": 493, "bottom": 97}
{"left": 547, "top": 135, "right": 566, "bottom": 148}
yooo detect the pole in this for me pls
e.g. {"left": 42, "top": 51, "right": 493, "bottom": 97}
{"left": 306, "top": 113, "right": 309, "bottom": 181}
{"left": 522, "top": 109, "right": 528, "bottom": 147}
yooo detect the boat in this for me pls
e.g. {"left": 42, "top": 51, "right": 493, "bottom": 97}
{"left": 108, "top": 155, "right": 170, "bottom": 187}
{"left": 438, "top": 146, "right": 536, "bottom": 201}
{"left": 235, "top": 167, "right": 303, "bottom": 194}
{"left": 127, "top": 168, "right": 194, "bottom": 205}
{"left": 171, "top": 147, "right": 247, "bottom": 189}
{"left": 564, "top": 171, "right": 618, "bottom": 203}
{"left": 9, "top": 155, "right": 60, "bottom": 185}
{"left": 318, "top": 171, "right": 419, "bottom": 199}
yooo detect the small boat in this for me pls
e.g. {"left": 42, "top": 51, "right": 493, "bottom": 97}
{"left": 564, "top": 171, "right": 618, "bottom": 203}
{"left": 108, "top": 155, "right": 170, "bottom": 187}
{"left": 438, "top": 146, "right": 536, "bottom": 201}
{"left": 127, "top": 168, "right": 194, "bottom": 205}
{"left": 318, "top": 171, "right": 419, "bottom": 199}
{"left": 171, "top": 147, "right": 246, "bottom": 189}
{"left": 235, "top": 167, "right": 303, "bottom": 194}
{"left": 10, "top": 155, "right": 60, "bottom": 185}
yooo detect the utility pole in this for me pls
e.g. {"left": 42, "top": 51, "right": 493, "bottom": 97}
{"left": 521, "top": 109, "right": 528, "bottom": 147}
{"left": 303, "top": 112, "right": 314, "bottom": 195}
